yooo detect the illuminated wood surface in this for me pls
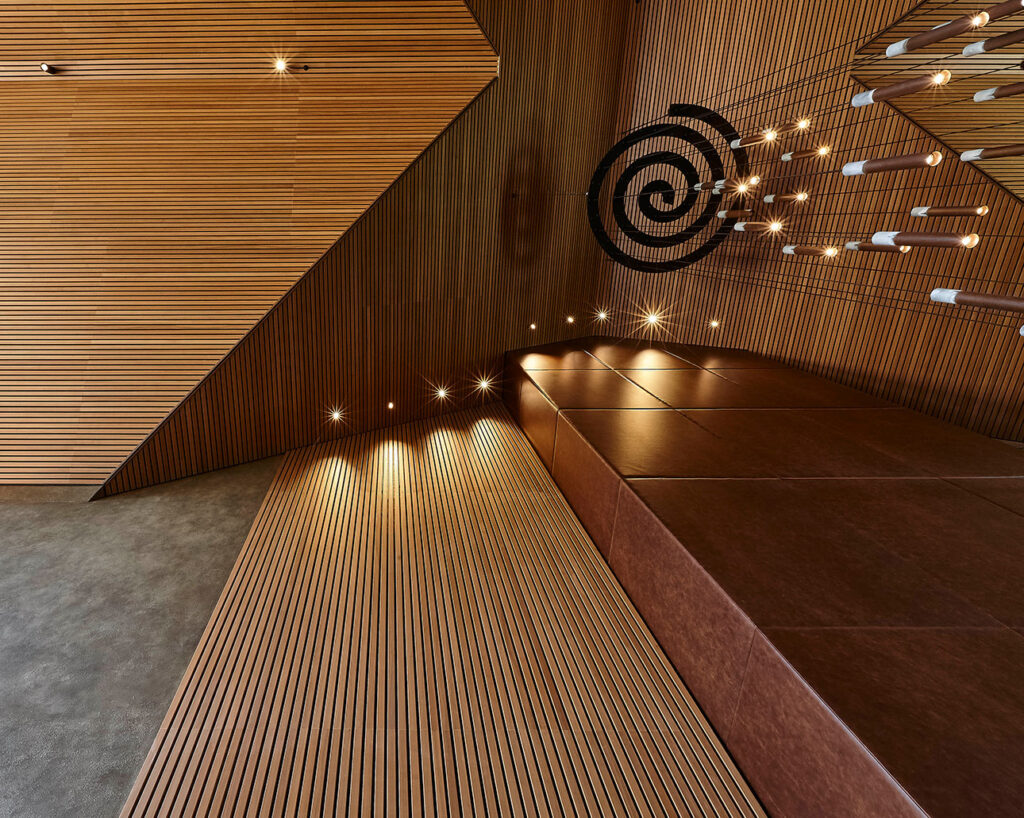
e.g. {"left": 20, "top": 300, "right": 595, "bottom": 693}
{"left": 0, "top": 1, "right": 496, "bottom": 483}
{"left": 119, "top": 405, "right": 764, "bottom": 817}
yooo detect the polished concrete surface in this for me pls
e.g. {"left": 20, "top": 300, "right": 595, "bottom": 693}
{"left": 0, "top": 457, "right": 280, "bottom": 818}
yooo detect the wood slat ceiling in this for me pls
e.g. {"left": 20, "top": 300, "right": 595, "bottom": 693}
{"left": 0, "top": 1, "right": 496, "bottom": 484}
{"left": 595, "top": 0, "right": 1024, "bottom": 443}
{"left": 96, "top": 0, "right": 632, "bottom": 498}
{"left": 120, "top": 405, "right": 765, "bottom": 817}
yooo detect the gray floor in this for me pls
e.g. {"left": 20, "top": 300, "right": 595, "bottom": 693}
{"left": 0, "top": 457, "right": 281, "bottom": 818}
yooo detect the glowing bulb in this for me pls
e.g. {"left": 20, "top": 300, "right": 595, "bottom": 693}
{"left": 646, "top": 313, "right": 659, "bottom": 325}
{"left": 709, "top": 319, "right": 720, "bottom": 328}
{"left": 597, "top": 310, "right": 608, "bottom": 321}
{"left": 972, "top": 12, "right": 989, "bottom": 26}
{"left": 737, "top": 183, "right": 749, "bottom": 194}
{"left": 796, "top": 118, "right": 811, "bottom": 130}
{"left": 387, "top": 401, "right": 394, "bottom": 410}
{"left": 961, "top": 233, "right": 980, "bottom": 248}
{"left": 764, "top": 129, "right": 778, "bottom": 142}
{"left": 478, "top": 378, "right": 491, "bottom": 391}
{"left": 749, "top": 175, "right": 761, "bottom": 185}
{"left": 817, "top": 145, "right": 831, "bottom": 156}
{"left": 977, "top": 206, "right": 989, "bottom": 216}
{"left": 768, "top": 221, "right": 783, "bottom": 232}
{"left": 925, "top": 151, "right": 943, "bottom": 166}
{"left": 932, "top": 69, "right": 951, "bottom": 86}
{"left": 823, "top": 246, "right": 839, "bottom": 258}
{"left": 529, "top": 322, "right": 536, "bottom": 330}
{"left": 795, "top": 191, "right": 809, "bottom": 202}
{"left": 330, "top": 409, "right": 341, "bottom": 422}
{"left": 436, "top": 387, "right": 448, "bottom": 400}
{"left": 274, "top": 58, "right": 288, "bottom": 72}
{"left": 566, "top": 315, "right": 575, "bottom": 324}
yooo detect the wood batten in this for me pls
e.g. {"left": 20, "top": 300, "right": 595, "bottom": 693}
{"left": 119, "top": 406, "right": 765, "bottom": 817}
{"left": 96, "top": 0, "right": 632, "bottom": 498}
{"left": 0, "top": 1, "right": 496, "bottom": 484}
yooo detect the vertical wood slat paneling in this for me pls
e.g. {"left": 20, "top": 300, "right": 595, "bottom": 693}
{"left": 0, "top": 1, "right": 496, "bottom": 484}
{"left": 597, "top": 0, "right": 1024, "bottom": 443}
{"left": 119, "top": 404, "right": 765, "bottom": 817}
{"left": 97, "top": 0, "right": 633, "bottom": 497}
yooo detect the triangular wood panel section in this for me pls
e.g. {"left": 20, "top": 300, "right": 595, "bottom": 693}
{"left": 595, "top": 0, "right": 1024, "bottom": 443}
{"left": 96, "top": 0, "right": 634, "bottom": 498}
{"left": 0, "top": 1, "right": 496, "bottom": 484}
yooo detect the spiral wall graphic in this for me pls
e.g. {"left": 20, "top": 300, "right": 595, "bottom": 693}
{"left": 587, "top": 103, "right": 749, "bottom": 273}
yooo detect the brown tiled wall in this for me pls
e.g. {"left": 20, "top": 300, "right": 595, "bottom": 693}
{"left": 505, "top": 335, "right": 1024, "bottom": 818}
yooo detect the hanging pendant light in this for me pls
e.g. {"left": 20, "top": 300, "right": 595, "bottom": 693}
{"left": 843, "top": 151, "right": 942, "bottom": 176}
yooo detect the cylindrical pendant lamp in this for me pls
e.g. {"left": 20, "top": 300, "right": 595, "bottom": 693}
{"left": 730, "top": 129, "right": 778, "bottom": 149}
{"left": 886, "top": 11, "right": 991, "bottom": 57}
{"left": 931, "top": 286, "right": 1024, "bottom": 335}
{"left": 763, "top": 192, "right": 809, "bottom": 204}
{"left": 843, "top": 151, "right": 942, "bottom": 175}
{"left": 960, "top": 143, "right": 1024, "bottom": 161}
{"left": 983, "top": 0, "right": 1024, "bottom": 23}
{"left": 911, "top": 206, "right": 989, "bottom": 217}
{"left": 735, "top": 220, "right": 783, "bottom": 233}
{"left": 975, "top": 81, "right": 1024, "bottom": 101}
{"left": 783, "top": 245, "right": 839, "bottom": 257}
{"left": 872, "top": 231, "right": 979, "bottom": 248}
{"left": 781, "top": 146, "right": 831, "bottom": 161}
{"left": 963, "top": 26, "right": 1024, "bottom": 55}
{"left": 845, "top": 241, "right": 911, "bottom": 253}
{"left": 717, "top": 209, "right": 752, "bottom": 218}
{"left": 851, "top": 70, "right": 951, "bottom": 107}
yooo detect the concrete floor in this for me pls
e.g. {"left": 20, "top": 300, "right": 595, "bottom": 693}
{"left": 0, "top": 457, "right": 280, "bottom": 818}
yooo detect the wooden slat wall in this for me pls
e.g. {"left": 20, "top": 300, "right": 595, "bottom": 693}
{"left": 119, "top": 405, "right": 765, "bottom": 818}
{"left": 596, "top": 0, "right": 1024, "bottom": 442}
{"left": 96, "top": 0, "right": 632, "bottom": 497}
{"left": 0, "top": 1, "right": 496, "bottom": 484}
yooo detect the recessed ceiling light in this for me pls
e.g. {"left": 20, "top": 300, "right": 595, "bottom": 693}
{"left": 436, "top": 387, "right": 448, "bottom": 400}
{"left": 387, "top": 401, "right": 394, "bottom": 410}
{"left": 330, "top": 409, "right": 342, "bottom": 422}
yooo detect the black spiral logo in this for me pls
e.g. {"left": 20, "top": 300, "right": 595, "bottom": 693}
{"left": 587, "top": 103, "right": 749, "bottom": 273}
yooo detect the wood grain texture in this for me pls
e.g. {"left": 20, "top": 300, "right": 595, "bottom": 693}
{"left": 119, "top": 404, "right": 765, "bottom": 818}
{"left": 594, "top": 0, "right": 1024, "bottom": 443}
{"left": 0, "top": 1, "right": 496, "bottom": 484}
{"left": 96, "top": 0, "right": 632, "bottom": 497}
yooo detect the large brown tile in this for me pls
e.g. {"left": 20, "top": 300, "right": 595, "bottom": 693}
{"left": 712, "top": 368, "right": 890, "bottom": 408}
{"left": 762, "top": 627, "right": 1024, "bottom": 818}
{"left": 621, "top": 369, "right": 786, "bottom": 409}
{"left": 682, "top": 409, "right": 922, "bottom": 477}
{"left": 551, "top": 415, "right": 622, "bottom": 557}
{"left": 728, "top": 633, "right": 926, "bottom": 818}
{"left": 529, "top": 370, "right": 665, "bottom": 409}
{"left": 629, "top": 479, "right": 994, "bottom": 628}
{"left": 562, "top": 409, "right": 775, "bottom": 477}
{"left": 671, "top": 344, "right": 789, "bottom": 369}
{"left": 608, "top": 486, "right": 756, "bottom": 733}
{"left": 515, "top": 376, "right": 559, "bottom": 469}
{"left": 801, "top": 409, "right": 1024, "bottom": 477}
{"left": 951, "top": 477, "right": 1024, "bottom": 517}
{"left": 804, "top": 478, "right": 1024, "bottom": 627}
{"left": 512, "top": 341, "right": 607, "bottom": 371}
{"left": 581, "top": 339, "right": 700, "bottom": 370}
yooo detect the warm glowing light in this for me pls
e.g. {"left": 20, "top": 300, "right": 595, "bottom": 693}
{"left": 977, "top": 206, "right": 990, "bottom": 216}
{"left": 932, "top": 69, "right": 952, "bottom": 86}
{"left": 597, "top": 310, "right": 608, "bottom": 321}
{"left": 709, "top": 319, "right": 720, "bottom": 328}
{"left": 436, "top": 387, "right": 448, "bottom": 400}
{"left": 925, "top": 151, "right": 943, "bottom": 166}
{"left": 972, "top": 12, "right": 989, "bottom": 26}
{"left": 749, "top": 175, "right": 761, "bottom": 185}
{"left": 737, "top": 183, "right": 749, "bottom": 194}
{"left": 566, "top": 315, "right": 575, "bottom": 324}
{"left": 387, "top": 401, "right": 395, "bottom": 410}
{"left": 961, "top": 233, "right": 980, "bottom": 248}
{"left": 768, "top": 220, "right": 783, "bottom": 232}
{"left": 529, "top": 322, "right": 537, "bottom": 330}
{"left": 795, "top": 191, "right": 809, "bottom": 202}
{"left": 646, "top": 313, "right": 660, "bottom": 325}
{"left": 330, "top": 409, "right": 342, "bottom": 422}
{"left": 764, "top": 129, "right": 778, "bottom": 142}
{"left": 824, "top": 246, "right": 839, "bottom": 257}
{"left": 274, "top": 58, "right": 288, "bottom": 72}
{"left": 796, "top": 118, "right": 811, "bottom": 130}
{"left": 817, "top": 145, "right": 831, "bottom": 156}
{"left": 478, "top": 378, "right": 491, "bottom": 391}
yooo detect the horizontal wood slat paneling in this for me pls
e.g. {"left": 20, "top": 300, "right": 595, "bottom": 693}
{"left": 96, "top": 0, "right": 632, "bottom": 497}
{"left": 596, "top": 0, "right": 1024, "bottom": 443}
{"left": 0, "top": 1, "right": 496, "bottom": 484}
{"left": 119, "top": 405, "right": 765, "bottom": 817}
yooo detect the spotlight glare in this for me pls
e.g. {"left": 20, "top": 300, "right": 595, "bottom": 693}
{"left": 817, "top": 145, "right": 831, "bottom": 156}
{"left": 824, "top": 246, "right": 839, "bottom": 257}
{"left": 566, "top": 315, "right": 575, "bottom": 324}
{"left": 330, "top": 409, "right": 341, "bottom": 422}
{"left": 529, "top": 322, "right": 537, "bottom": 330}
{"left": 478, "top": 378, "right": 491, "bottom": 391}
{"left": 768, "top": 220, "right": 783, "bottom": 232}
{"left": 436, "top": 387, "right": 448, "bottom": 400}
{"left": 597, "top": 310, "right": 608, "bottom": 321}
{"left": 961, "top": 233, "right": 980, "bottom": 248}
{"left": 972, "top": 12, "right": 989, "bottom": 26}
{"left": 797, "top": 118, "right": 811, "bottom": 130}
{"left": 932, "top": 69, "right": 951, "bottom": 86}
{"left": 764, "top": 129, "right": 778, "bottom": 142}
{"left": 387, "top": 401, "right": 394, "bottom": 410}
{"left": 795, "top": 191, "right": 809, "bottom": 202}
{"left": 646, "top": 313, "right": 660, "bottom": 325}
{"left": 737, "top": 183, "right": 749, "bottom": 194}
{"left": 709, "top": 319, "right": 720, "bottom": 328}
{"left": 274, "top": 58, "right": 288, "bottom": 72}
